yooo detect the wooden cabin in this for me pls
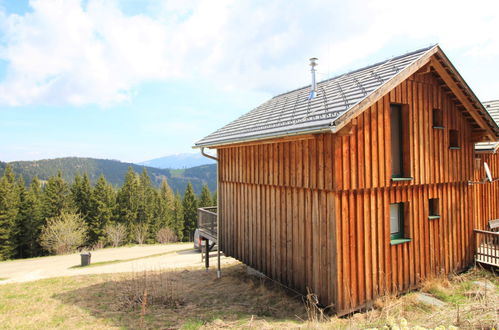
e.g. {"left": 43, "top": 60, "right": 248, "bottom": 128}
{"left": 194, "top": 45, "right": 499, "bottom": 315}
{"left": 473, "top": 100, "right": 499, "bottom": 258}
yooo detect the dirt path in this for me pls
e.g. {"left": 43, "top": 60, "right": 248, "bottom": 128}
{"left": 0, "top": 243, "right": 234, "bottom": 284}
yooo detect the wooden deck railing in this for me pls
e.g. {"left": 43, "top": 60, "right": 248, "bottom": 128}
{"left": 473, "top": 229, "right": 499, "bottom": 267}
{"left": 197, "top": 206, "right": 217, "bottom": 241}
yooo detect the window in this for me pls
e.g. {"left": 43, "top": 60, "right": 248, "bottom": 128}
{"left": 432, "top": 108, "right": 444, "bottom": 128}
{"left": 390, "top": 104, "right": 411, "bottom": 179}
{"left": 390, "top": 203, "right": 404, "bottom": 239}
{"left": 429, "top": 198, "right": 440, "bottom": 219}
{"left": 449, "top": 129, "right": 460, "bottom": 149}
{"left": 390, "top": 202, "right": 411, "bottom": 245}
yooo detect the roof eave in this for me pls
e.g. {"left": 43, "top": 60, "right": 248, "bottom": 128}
{"left": 193, "top": 125, "right": 335, "bottom": 149}
{"left": 330, "top": 45, "right": 440, "bottom": 133}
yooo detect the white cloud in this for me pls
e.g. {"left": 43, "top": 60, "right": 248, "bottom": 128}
{"left": 0, "top": 0, "right": 498, "bottom": 106}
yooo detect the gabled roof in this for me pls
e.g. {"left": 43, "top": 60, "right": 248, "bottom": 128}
{"left": 195, "top": 45, "right": 499, "bottom": 148}
{"left": 475, "top": 100, "right": 499, "bottom": 153}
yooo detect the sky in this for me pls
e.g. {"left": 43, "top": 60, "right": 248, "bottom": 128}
{"left": 0, "top": 0, "right": 498, "bottom": 163}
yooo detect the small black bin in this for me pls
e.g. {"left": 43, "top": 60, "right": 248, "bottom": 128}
{"left": 80, "top": 252, "right": 91, "bottom": 266}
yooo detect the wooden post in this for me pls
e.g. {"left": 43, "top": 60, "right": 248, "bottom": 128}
{"left": 204, "top": 238, "right": 210, "bottom": 269}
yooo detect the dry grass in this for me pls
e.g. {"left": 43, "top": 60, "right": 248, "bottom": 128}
{"left": 0, "top": 264, "right": 497, "bottom": 329}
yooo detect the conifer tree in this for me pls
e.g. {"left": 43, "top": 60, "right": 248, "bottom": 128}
{"left": 42, "top": 171, "right": 70, "bottom": 220}
{"left": 116, "top": 167, "right": 140, "bottom": 242}
{"left": 150, "top": 178, "right": 175, "bottom": 240}
{"left": 137, "top": 169, "right": 154, "bottom": 232}
{"left": 17, "top": 177, "right": 43, "bottom": 258}
{"left": 182, "top": 183, "right": 198, "bottom": 241}
{"left": 199, "top": 184, "right": 212, "bottom": 208}
{"left": 172, "top": 193, "right": 184, "bottom": 241}
{"left": 148, "top": 189, "right": 163, "bottom": 241}
{"left": 0, "top": 166, "right": 20, "bottom": 260}
{"left": 160, "top": 178, "right": 175, "bottom": 217}
{"left": 212, "top": 190, "right": 218, "bottom": 206}
{"left": 71, "top": 173, "right": 92, "bottom": 234}
{"left": 89, "top": 175, "right": 115, "bottom": 244}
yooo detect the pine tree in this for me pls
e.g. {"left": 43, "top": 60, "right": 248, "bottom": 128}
{"left": 0, "top": 166, "right": 20, "bottom": 260}
{"left": 151, "top": 178, "right": 175, "bottom": 241}
{"left": 182, "top": 183, "right": 198, "bottom": 241}
{"left": 116, "top": 167, "right": 140, "bottom": 242}
{"left": 199, "top": 184, "right": 212, "bottom": 208}
{"left": 137, "top": 169, "right": 154, "bottom": 234}
{"left": 16, "top": 177, "right": 43, "bottom": 258}
{"left": 89, "top": 175, "right": 115, "bottom": 244}
{"left": 160, "top": 178, "right": 175, "bottom": 217}
{"left": 71, "top": 173, "right": 92, "bottom": 217}
{"left": 148, "top": 189, "right": 163, "bottom": 241}
{"left": 212, "top": 190, "right": 218, "bottom": 206}
{"left": 172, "top": 193, "right": 184, "bottom": 241}
{"left": 42, "top": 171, "right": 70, "bottom": 220}
{"left": 71, "top": 173, "right": 92, "bottom": 242}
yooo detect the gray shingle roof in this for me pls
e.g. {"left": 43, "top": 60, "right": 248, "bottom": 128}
{"left": 195, "top": 45, "right": 437, "bottom": 147}
{"left": 475, "top": 100, "right": 499, "bottom": 152}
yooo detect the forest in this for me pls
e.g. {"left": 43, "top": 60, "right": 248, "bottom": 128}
{"left": 0, "top": 165, "right": 216, "bottom": 261}
{"left": 0, "top": 157, "right": 217, "bottom": 195}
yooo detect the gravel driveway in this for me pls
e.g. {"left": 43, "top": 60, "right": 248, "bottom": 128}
{"left": 0, "top": 243, "right": 234, "bottom": 284}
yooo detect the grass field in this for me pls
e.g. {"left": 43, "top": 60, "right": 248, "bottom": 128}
{"left": 0, "top": 265, "right": 497, "bottom": 329}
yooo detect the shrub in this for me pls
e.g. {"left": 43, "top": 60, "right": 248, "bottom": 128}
{"left": 40, "top": 212, "right": 87, "bottom": 255}
{"left": 134, "top": 223, "right": 149, "bottom": 245}
{"left": 105, "top": 223, "right": 127, "bottom": 247}
{"left": 156, "top": 227, "right": 177, "bottom": 244}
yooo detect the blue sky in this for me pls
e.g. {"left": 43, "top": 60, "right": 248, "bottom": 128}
{"left": 1, "top": 0, "right": 498, "bottom": 163}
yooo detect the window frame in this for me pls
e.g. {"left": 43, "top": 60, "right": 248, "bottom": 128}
{"left": 389, "top": 202, "right": 411, "bottom": 245}
{"left": 449, "top": 129, "right": 460, "bottom": 149}
{"left": 432, "top": 108, "right": 444, "bottom": 129}
{"left": 428, "top": 198, "right": 440, "bottom": 219}
{"left": 390, "top": 203, "right": 404, "bottom": 240}
{"left": 390, "top": 104, "right": 412, "bottom": 180}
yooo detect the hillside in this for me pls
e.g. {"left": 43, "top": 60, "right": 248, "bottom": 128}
{"left": 0, "top": 157, "right": 216, "bottom": 195}
{"left": 138, "top": 152, "right": 215, "bottom": 169}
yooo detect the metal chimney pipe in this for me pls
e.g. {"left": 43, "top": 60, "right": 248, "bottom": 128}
{"left": 309, "top": 57, "right": 318, "bottom": 99}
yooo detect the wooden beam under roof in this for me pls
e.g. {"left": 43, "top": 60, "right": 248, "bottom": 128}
{"left": 331, "top": 46, "right": 440, "bottom": 132}
{"left": 429, "top": 58, "right": 497, "bottom": 141}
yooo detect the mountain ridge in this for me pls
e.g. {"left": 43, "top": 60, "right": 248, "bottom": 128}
{"left": 138, "top": 152, "right": 215, "bottom": 169}
{"left": 0, "top": 157, "right": 216, "bottom": 195}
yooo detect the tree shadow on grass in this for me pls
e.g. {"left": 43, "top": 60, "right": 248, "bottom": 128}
{"left": 52, "top": 264, "right": 306, "bottom": 329}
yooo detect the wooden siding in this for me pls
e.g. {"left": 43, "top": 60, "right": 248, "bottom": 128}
{"left": 473, "top": 152, "right": 499, "bottom": 231}
{"left": 217, "top": 69, "right": 491, "bottom": 314}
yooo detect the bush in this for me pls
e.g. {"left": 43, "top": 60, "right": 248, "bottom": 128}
{"left": 40, "top": 212, "right": 87, "bottom": 255}
{"left": 105, "top": 223, "right": 127, "bottom": 247}
{"left": 134, "top": 223, "right": 148, "bottom": 245}
{"left": 156, "top": 227, "right": 177, "bottom": 244}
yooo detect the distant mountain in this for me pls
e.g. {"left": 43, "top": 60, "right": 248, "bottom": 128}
{"left": 0, "top": 157, "right": 216, "bottom": 195}
{"left": 138, "top": 153, "right": 215, "bottom": 169}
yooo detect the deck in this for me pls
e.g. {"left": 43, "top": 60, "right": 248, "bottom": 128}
{"left": 197, "top": 206, "right": 218, "bottom": 270}
{"left": 197, "top": 206, "right": 217, "bottom": 242}
{"left": 474, "top": 229, "right": 499, "bottom": 267}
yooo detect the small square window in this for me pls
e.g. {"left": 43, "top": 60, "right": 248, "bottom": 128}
{"left": 429, "top": 198, "right": 440, "bottom": 219}
{"left": 449, "top": 130, "right": 460, "bottom": 149}
{"left": 432, "top": 108, "right": 443, "bottom": 128}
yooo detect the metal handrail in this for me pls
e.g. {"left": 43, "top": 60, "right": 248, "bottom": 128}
{"left": 198, "top": 206, "right": 218, "bottom": 239}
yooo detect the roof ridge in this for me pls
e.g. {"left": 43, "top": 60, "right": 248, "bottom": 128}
{"left": 271, "top": 44, "right": 438, "bottom": 100}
